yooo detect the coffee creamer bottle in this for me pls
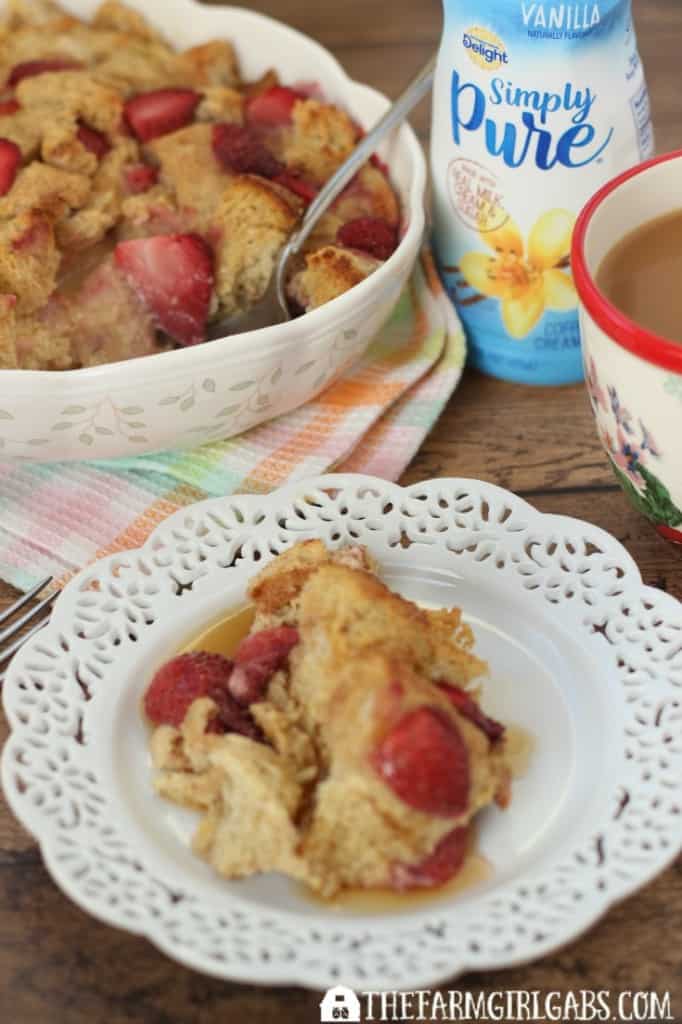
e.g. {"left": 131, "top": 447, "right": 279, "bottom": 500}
{"left": 431, "top": 0, "right": 653, "bottom": 384}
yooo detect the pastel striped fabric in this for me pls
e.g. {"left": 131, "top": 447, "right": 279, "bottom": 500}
{"left": 0, "top": 251, "right": 465, "bottom": 593}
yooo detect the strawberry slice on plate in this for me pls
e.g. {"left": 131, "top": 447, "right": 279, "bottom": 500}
{"left": 391, "top": 826, "right": 470, "bottom": 890}
{"left": 246, "top": 85, "right": 305, "bottom": 126}
{"left": 438, "top": 682, "right": 505, "bottom": 743}
{"left": 144, "top": 650, "right": 262, "bottom": 739}
{"left": 115, "top": 233, "right": 214, "bottom": 347}
{"left": 372, "top": 706, "right": 471, "bottom": 817}
{"left": 144, "top": 651, "right": 234, "bottom": 727}
{"left": 124, "top": 88, "right": 200, "bottom": 142}
{"left": 7, "top": 58, "right": 82, "bottom": 87}
{"left": 0, "top": 138, "right": 21, "bottom": 196}
{"left": 77, "top": 121, "right": 111, "bottom": 159}
{"left": 229, "top": 626, "right": 300, "bottom": 705}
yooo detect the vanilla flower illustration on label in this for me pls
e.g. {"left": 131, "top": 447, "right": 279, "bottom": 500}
{"left": 459, "top": 208, "right": 577, "bottom": 339}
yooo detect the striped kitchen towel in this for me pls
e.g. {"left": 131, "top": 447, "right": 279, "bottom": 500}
{"left": 0, "top": 250, "right": 465, "bottom": 593}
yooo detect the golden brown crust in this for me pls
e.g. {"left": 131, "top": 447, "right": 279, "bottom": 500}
{"left": 213, "top": 174, "right": 302, "bottom": 315}
{"left": 1, "top": 0, "right": 64, "bottom": 29}
{"left": 0, "top": 210, "right": 60, "bottom": 314}
{"left": 195, "top": 86, "right": 244, "bottom": 125}
{"left": 0, "top": 109, "right": 44, "bottom": 160}
{"left": 280, "top": 98, "right": 358, "bottom": 185}
{"left": 0, "top": 163, "right": 91, "bottom": 222}
{"left": 92, "top": 0, "right": 166, "bottom": 42}
{"left": 146, "top": 123, "right": 230, "bottom": 223}
{"left": 174, "top": 40, "right": 241, "bottom": 89}
{"left": 247, "top": 538, "right": 377, "bottom": 619}
{"left": 91, "top": 41, "right": 179, "bottom": 96}
{"left": 12, "top": 296, "right": 74, "bottom": 370}
{"left": 288, "top": 245, "right": 380, "bottom": 310}
{"left": 56, "top": 137, "right": 140, "bottom": 250}
{"left": 0, "top": 294, "right": 18, "bottom": 369}
{"left": 17, "top": 71, "right": 124, "bottom": 137}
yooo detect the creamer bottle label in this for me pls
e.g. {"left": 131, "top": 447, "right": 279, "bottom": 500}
{"left": 431, "top": 0, "right": 653, "bottom": 385}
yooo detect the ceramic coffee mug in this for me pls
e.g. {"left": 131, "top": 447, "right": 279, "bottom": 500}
{"left": 573, "top": 150, "right": 682, "bottom": 545}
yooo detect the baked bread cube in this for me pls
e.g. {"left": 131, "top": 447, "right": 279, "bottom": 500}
{"left": 288, "top": 245, "right": 381, "bottom": 311}
{"left": 213, "top": 174, "right": 301, "bottom": 315}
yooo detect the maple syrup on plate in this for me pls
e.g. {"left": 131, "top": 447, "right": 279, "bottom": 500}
{"left": 183, "top": 604, "right": 256, "bottom": 655}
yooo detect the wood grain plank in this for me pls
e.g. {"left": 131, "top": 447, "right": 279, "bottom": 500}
{"left": 0, "top": 855, "right": 678, "bottom": 1022}
{"left": 202, "top": 0, "right": 443, "bottom": 47}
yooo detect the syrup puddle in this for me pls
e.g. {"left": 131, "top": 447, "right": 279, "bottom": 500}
{"left": 183, "top": 604, "right": 256, "bottom": 655}
{"left": 182, "top": 605, "right": 534, "bottom": 913}
{"left": 310, "top": 838, "right": 492, "bottom": 915}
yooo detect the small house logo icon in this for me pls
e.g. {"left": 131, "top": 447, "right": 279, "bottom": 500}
{"left": 319, "top": 985, "right": 361, "bottom": 1022}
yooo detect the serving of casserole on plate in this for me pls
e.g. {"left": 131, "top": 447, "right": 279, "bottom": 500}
{"left": 3, "top": 474, "right": 680, "bottom": 990}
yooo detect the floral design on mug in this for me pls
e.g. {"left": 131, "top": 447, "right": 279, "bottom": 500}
{"left": 587, "top": 357, "right": 682, "bottom": 531}
{"left": 458, "top": 208, "right": 577, "bottom": 339}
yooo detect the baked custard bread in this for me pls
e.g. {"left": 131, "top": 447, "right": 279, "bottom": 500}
{"left": 0, "top": 0, "right": 401, "bottom": 370}
{"left": 144, "top": 541, "right": 513, "bottom": 898}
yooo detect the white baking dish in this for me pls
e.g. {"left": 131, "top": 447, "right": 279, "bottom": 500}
{"left": 0, "top": 0, "right": 426, "bottom": 460}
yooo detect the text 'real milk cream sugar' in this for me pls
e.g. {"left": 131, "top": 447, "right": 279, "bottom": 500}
{"left": 431, "top": 1, "right": 653, "bottom": 385}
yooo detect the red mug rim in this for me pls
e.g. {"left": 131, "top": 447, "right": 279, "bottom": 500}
{"left": 572, "top": 148, "right": 682, "bottom": 375}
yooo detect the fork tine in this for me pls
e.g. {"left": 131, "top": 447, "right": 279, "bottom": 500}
{"left": 0, "top": 576, "right": 53, "bottom": 629}
{"left": 0, "top": 613, "right": 53, "bottom": 673}
{"left": 0, "top": 590, "right": 59, "bottom": 649}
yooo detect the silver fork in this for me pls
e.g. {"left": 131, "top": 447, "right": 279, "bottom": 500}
{"left": 0, "top": 577, "right": 59, "bottom": 686}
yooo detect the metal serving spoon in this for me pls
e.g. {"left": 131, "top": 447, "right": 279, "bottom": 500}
{"left": 206, "top": 55, "right": 436, "bottom": 340}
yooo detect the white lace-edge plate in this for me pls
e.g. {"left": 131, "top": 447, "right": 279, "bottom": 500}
{"left": 2, "top": 474, "right": 681, "bottom": 991}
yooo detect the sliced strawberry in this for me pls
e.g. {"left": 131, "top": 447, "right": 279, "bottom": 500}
{"left": 7, "top": 58, "right": 82, "bottom": 87}
{"left": 124, "top": 88, "right": 200, "bottom": 142}
{"left": 234, "top": 626, "right": 300, "bottom": 665}
{"left": 438, "top": 683, "right": 505, "bottom": 743}
{"left": 123, "top": 162, "right": 159, "bottom": 194}
{"left": 0, "top": 99, "right": 20, "bottom": 116}
{"left": 337, "top": 216, "right": 398, "bottom": 261}
{"left": 144, "top": 651, "right": 234, "bottom": 726}
{"left": 391, "top": 826, "right": 470, "bottom": 890}
{"left": 372, "top": 706, "right": 470, "bottom": 817}
{"left": 206, "top": 686, "right": 264, "bottom": 740}
{"left": 115, "top": 233, "right": 214, "bottom": 346}
{"left": 0, "top": 138, "right": 21, "bottom": 196}
{"left": 212, "top": 123, "right": 283, "bottom": 178}
{"left": 77, "top": 121, "right": 110, "bottom": 159}
{"left": 273, "top": 170, "right": 318, "bottom": 205}
{"left": 246, "top": 85, "right": 305, "bottom": 126}
{"left": 227, "top": 661, "right": 272, "bottom": 707}
{"left": 228, "top": 626, "right": 300, "bottom": 705}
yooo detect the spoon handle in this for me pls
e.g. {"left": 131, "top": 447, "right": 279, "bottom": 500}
{"left": 276, "top": 55, "right": 437, "bottom": 307}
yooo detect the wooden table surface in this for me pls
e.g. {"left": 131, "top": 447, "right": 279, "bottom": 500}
{"left": 1, "top": 1, "right": 681, "bottom": 1020}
